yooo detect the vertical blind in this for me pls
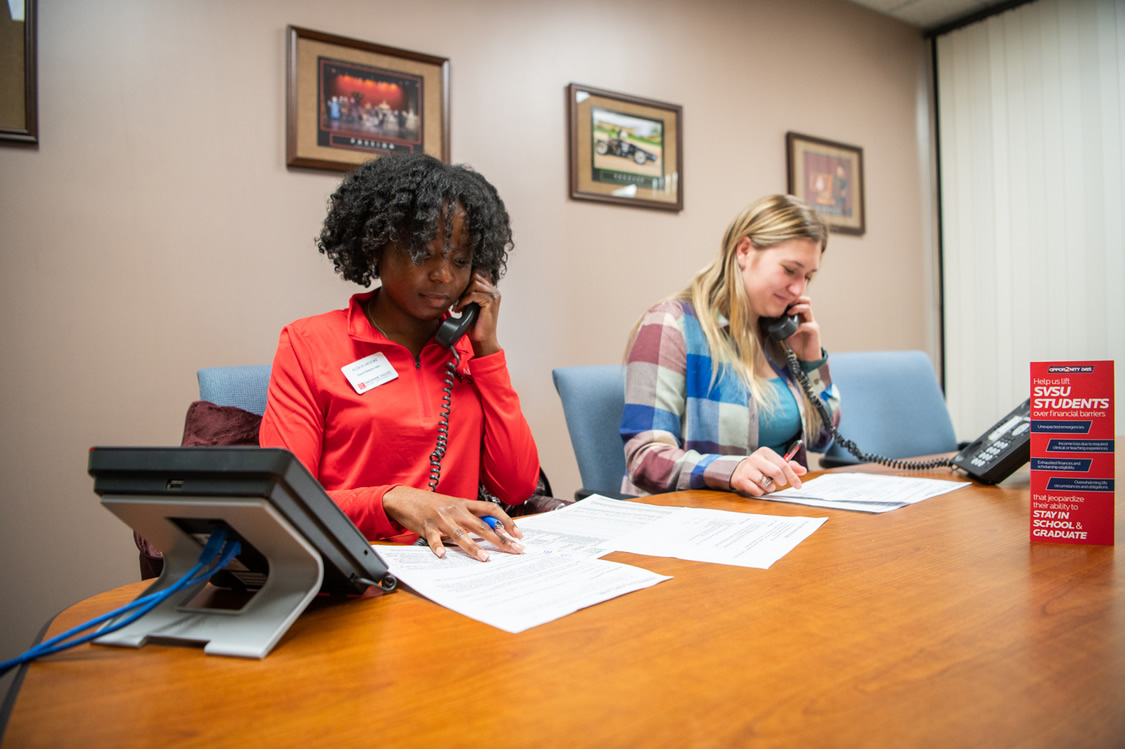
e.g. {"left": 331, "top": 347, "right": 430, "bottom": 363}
{"left": 936, "top": 0, "right": 1124, "bottom": 441}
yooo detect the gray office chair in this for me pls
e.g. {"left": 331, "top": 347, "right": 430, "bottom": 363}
{"left": 551, "top": 365, "right": 633, "bottom": 500}
{"left": 196, "top": 365, "right": 272, "bottom": 415}
{"left": 820, "top": 350, "right": 959, "bottom": 468}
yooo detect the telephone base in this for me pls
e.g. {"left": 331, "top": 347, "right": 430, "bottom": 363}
{"left": 94, "top": 496, "right": 324, "bottom": 659}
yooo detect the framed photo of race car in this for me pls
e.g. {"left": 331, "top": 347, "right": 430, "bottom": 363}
{"left": 567, "top": 83, "right": 682, "bottom": 212}
{"left": 286, "top": 26, "right": 449, "bottom": 172}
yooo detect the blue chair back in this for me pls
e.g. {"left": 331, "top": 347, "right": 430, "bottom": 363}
{"left": 552, "top": 365, "right": 628, "bottom": 499}
{"left": 196, "top": 365, "right": 272, "bottom": 416}
{"left": 821, "top": 351, "right": 958, "bottom": 467}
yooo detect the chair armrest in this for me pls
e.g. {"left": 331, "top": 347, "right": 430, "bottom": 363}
{"left": 575, "top": 488, "right": 637, "bottom": 501}
{"left": 506, "top": 495, "right": 575, "bottom": 516}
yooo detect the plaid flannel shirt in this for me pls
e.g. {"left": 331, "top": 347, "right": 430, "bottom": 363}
{"left": 621, "top": 299, "right": 840, "bottom": 495}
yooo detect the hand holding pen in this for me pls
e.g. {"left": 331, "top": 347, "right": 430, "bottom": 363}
{"left": 760, "top": 440, "right": 803, "bottom": 489}
{"left": 729, "top": 439, "right": 806, "bottom": 497}
{"left": 393, "top": 489, "right": 524, "bottom": 561}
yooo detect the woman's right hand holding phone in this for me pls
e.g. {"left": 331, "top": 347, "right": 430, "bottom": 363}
{"left": 457, "top": 271, "right": 502, "bottom": 358}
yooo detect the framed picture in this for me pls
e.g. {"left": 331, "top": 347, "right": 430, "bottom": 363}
{"left": 286, "top": 26, "right": 449, "bottom": 172}
{"left": 0, "top": 0, "right": 37, "bottom": 144}
{"left": 567, "top": 83, "right": 682, "bottom": 212}
{"left": 786, "top": 132, "right": 865, "bottom": 235}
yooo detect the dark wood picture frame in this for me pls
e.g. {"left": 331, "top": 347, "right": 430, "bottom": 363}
{"left": 1, "top": 0, "right": 38, "bottom": 144}
{"left": 786, "top": 132, "right": 865, "bottom": 235}
{"left": 567, "top": 83, "right": 682, "bottom": 212}
{"left": 286, "top": 26, "right": 449, "bottom": 172}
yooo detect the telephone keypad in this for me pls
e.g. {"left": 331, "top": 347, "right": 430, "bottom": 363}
{"left": 952, "top": 399, "right": 1033, "bottom": 484}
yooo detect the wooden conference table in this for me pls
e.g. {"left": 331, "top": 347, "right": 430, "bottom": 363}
{"left": 3, "top": 457, "right": 1122, "bottom": 748}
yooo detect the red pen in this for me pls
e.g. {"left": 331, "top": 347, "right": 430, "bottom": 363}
{"left": 781, "top": 439, "right": 803, "bottom": 463}
{"left": 761, "top": 439, "right": 803, "bottom": 489}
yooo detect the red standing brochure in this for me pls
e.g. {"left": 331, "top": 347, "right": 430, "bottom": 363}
{"left": 1030, "top": 361, "right": 1115, "bottom": 545}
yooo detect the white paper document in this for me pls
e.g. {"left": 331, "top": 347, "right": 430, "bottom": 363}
{"left": 607, "top": 508, "right": 827, "bottom": 568}
{"left": 378, "top": 545, "right": 670, "bottom": 633}
{"left": 380, "top": 495, "right": 826, "bottom": 632}
{"left": 516, "top": 495, "right": 824, "bottom": 567}
{"left": 512, "top": 494, "right": 681, "bottom": 557}
{"left": 768, "top": 472, "right": 970, "bottom": 513}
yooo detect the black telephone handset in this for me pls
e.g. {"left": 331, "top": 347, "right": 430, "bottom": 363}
{"left": 434, "top": 302, "right": 480, "bottom": 349}
{"left": 764, "top": 313, "right": 800, "bottom": 341}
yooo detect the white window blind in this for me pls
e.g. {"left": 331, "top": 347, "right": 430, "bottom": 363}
{"left": 936, "top": 0, "right": 1124, "bottom": 442}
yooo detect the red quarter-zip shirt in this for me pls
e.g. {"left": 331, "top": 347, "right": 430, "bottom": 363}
{"left": 259, "top": 290, "right": 540, "bottom": 542}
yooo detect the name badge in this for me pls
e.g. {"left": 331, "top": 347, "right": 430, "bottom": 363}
{"left": 342, "top": 352, "right": 398, "bottom": 394}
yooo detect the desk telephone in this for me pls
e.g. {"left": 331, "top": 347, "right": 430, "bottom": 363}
{"left": 764, "top": 312, "right": 1031, "bottom": 484}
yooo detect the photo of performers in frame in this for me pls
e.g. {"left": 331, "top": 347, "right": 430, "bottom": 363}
{"left": 317, "top": 57, "right": 424, "bottom": 156}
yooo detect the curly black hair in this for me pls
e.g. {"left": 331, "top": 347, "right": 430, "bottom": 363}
{"left": 317, "top": 153, "right": 514, "bottom": 287}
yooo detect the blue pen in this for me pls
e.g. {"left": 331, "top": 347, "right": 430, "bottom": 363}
{"left": 411, "top": 516, "right": 503, "bottom": 548}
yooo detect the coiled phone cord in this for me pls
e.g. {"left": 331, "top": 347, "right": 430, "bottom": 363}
{"left": 782, "top": 345, "right": 954, "bottom": 472}
{"left": 427, "top": 352, "right": 460, "bottom": 492}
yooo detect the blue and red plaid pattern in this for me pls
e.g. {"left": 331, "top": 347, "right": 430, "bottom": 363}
{"left": 621, "top": 299, "right": 840, "bottom": 495}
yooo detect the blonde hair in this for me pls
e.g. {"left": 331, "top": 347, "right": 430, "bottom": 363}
{"left": 672, "top": 194, "right": 829, "bottom": 438}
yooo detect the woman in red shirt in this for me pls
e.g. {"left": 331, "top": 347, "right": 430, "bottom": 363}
{"left": 260, "top": 153, "right": 540, "bottom": 562}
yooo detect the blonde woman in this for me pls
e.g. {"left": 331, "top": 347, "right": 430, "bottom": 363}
{"left": 621, "top": 194, "right": 841, "bottom": 496}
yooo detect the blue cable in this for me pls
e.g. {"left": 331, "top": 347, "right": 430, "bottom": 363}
{"left": 24, "top": 538, "right": 243, "bottom": 662}
{"left": 1, "top": 532, "right": 241, "bottom": 670}
{"left": 0, "top": 530, "right": 242, "bottom": 676}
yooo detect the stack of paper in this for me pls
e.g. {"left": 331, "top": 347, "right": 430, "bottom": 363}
{"left": 768, "top": 472, "right": 969, "bottom": 513}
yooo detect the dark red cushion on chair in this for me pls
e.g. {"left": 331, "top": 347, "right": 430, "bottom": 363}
{"left": 136, "top": 401, "right": 263, "bottom": 579}
{"left": 180, "top": 400, "right": 263, "bottom": 447}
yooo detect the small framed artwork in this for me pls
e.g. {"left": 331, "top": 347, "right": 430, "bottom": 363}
{"left": 0, "top": 0, "right": 38, "bottom": 144}
{"left": 567, "top": 83, "right": 682, "bottom": 212}
{"left": 786, "top": 132, "right": 865, "bottom": 235}
{"left": 286, "top": 26, "right": 449, "bottom": 172}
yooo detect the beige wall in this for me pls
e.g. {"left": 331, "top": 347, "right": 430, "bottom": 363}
{"left": 0, "top": 0, "right": 931, "bottom": 664}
